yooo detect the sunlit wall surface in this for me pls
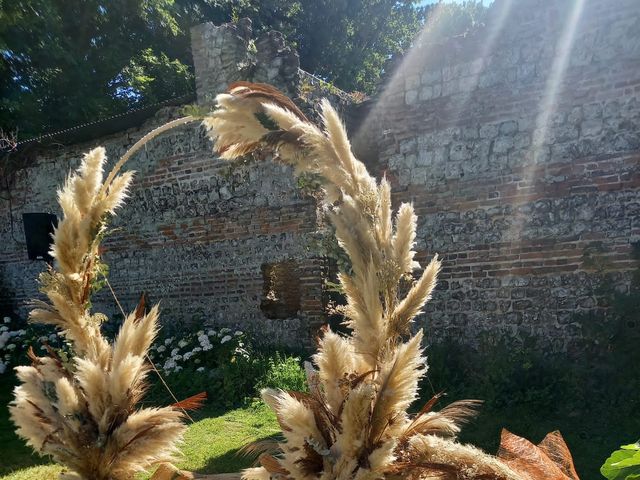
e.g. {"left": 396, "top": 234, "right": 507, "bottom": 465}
{"left": 355, "top": 0, "right": 640, "bottom": 350}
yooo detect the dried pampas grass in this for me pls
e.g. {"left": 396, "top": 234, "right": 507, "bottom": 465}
{"left": 10, "top": 147, "right": 186, "bottom": 479}
{"left": 203, "top": 82, "right": 528, "bottom": 480}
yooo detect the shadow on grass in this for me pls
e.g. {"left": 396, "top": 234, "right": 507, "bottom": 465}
{"left": 198, "top": 432, "right": 282, "bottom": 475}
{"left": 0, "top": 379, "right": 57, "bottom": 476}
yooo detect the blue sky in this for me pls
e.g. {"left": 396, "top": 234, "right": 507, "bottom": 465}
{"left": 419, "top": 0, "right": 493, "bottom": 5}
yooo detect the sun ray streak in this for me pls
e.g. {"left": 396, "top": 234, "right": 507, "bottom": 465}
{"left": 443, "top": 0, "right": 514, "bottom": 129}
{"left": 351, "top": 3, "right": 449, "bottom": 154}
{"left": 506, "top": 0, "right": 586, "bottom": 243}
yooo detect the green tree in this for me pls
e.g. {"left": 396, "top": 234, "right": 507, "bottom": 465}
{"left": 291, "top": 0, "right": 424, "bottom": 94}
{"left": 0, "top": 0, "right": 193, "bottom": 139}
{"left": 0, "top": 0, "right": 487, "bottom": 140}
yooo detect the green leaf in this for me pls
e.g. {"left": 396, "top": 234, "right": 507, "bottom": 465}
{"left": 601, "top": 448, "right": 640, "bottom": 480}
{"left": 614, "top": 452, "right": 640, "bottom": 469}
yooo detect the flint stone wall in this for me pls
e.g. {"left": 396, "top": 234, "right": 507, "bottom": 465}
{"left": 2, "top": 0, "right": 640, "bottom": 351}
{"left": 354, "top": 0, "right": 640, "bottom": 350}
{"left": 0, "top": 22, "right": 326, "bottom": 348}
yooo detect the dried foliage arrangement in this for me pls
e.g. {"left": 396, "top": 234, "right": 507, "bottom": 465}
{"left": 203, "top": 82, "right": 579, "bottom": 480}
{"left": 10, "top": 147, "right": 187, "bottom": 480}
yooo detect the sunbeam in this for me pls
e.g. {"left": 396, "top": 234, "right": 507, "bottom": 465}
{"left": 351, "top": 2, "right": 450, "bottom": 154}
{"left": 351, "top": 0, "right": 512, "bottom": 174}
{"left": 506, "top": 0, "right": 586, "bottom": 243}
{"left": 443, "top": 0, "right": 514, "bottom": 127}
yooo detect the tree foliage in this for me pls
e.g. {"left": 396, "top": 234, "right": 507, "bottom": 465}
{"left": 0, "top": 0, "right": 194, "bottom": 138}
{"left": 280, "top": 0, "right": 424, "bottom": 94}
{"left": 0, "top": 0, "right": 490, "bottom": 139}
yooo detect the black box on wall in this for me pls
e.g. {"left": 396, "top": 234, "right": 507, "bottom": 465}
{"left": 22, "top": 213, "right": 58, "bottom": 261}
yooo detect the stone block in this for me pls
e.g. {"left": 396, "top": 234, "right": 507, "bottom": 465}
{"left": 493, "top": 136, "right": 514, "bottom": 154}
{"left": 581, "top": 119, "right": 603, "bottom": 137}
{"left": 499, "top": 120, "right": 518, "bottom": 136}
{"left": 480, "top": 124, "right": 499, "bottom": 139}
{"left": 405, "top": 89, "right": 419, "bottom": 105}
{"left": 419, "top": 86, "right": 434, "bottom": 101}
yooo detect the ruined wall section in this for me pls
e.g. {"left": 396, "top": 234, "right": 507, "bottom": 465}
{"left": 357, "top": 0, "right": 640, "bottom": 349}
{"left": 191, "top": 19, "right": 300, "bottom": 103}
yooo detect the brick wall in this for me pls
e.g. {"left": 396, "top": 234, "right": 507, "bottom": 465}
{"left": 354, "top": 0, "right": 640, "bottom": 349}
{"left": 2, "top": 1, "right": 639, "bottom": 351}
{"left": 0, "top": 22, "right": 327, "bottom": 348}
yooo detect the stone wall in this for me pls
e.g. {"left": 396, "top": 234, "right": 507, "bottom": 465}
{"left": 355, "top": 0, "right": 640, "bottom": 349}
{"left": 191, "top": 18, "right": 300, "bottom": 103}
{"left": 2, "top": 1, "right": 640, "bottom": 351}
{"left": 0, "top": 22, "right": 327, "bottom": 348}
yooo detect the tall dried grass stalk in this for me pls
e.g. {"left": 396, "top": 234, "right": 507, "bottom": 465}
{"left": 10, "top": 147, "right": 186, "bottom": 480}
{"left": 203, "top": 82, "right": 525, "bottom": 480}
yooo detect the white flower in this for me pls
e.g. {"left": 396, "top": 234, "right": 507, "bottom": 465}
{"left": 17, "top": 329, "right": 26, "bottom": 336}
{"left": 202, "top": 344, "right": 212, "bottom": 351}
{"left": 220, "top": 335, "right": 232, "bottom": 344}
{"left": 39, "top": 336, "right": 48, "bottom": 342}
{"left": 197, "top": 330, "right": 204, "bottom": 336}
{"left": 173, "top": 354, "right": 183, "bottom": 361}
{"left": 49, "top": 333, "right": 57, "bottom": 342}
{"left": 178, "top": 340, "right": 188, "bottom": 348}
{"left": 3, "top": 317, "right": 10, "bottom": 324}
{"left": 0, "top": 326, "right": 7, "bottom": 332}
{"left": 171, "top": 348, "right": 180, "bottom": 356}
{"left": 220, "top": 327, "right": 231, "bottom": 334}
{"left": 196, "top": 367, "right": 205, "bottom": 373}
{"left": 207, "top": 329, "right": 217, "bottom": 336}
{"left": 235, "top": 347, "right": 250, "bottom": 359}
{"left": 163, "top": 359, "right": 176, "bottom": 371}
{"left": 164, "top": 337, "right": 174, "bottom": 346}
{"left": 157, "top": 345, "right": 166, "bottom": 353}
{"left": 184, "top": 352, "right": 193, "bottom": 360}
{"left": 6, "top": 344, "right": 16, "bottom": 351}
{"left": 0, "top": 332, "right": 10, "bottom": 349}
{"left": 192, "top": 347, "right": 202, "bottom": 353}
{"left": 234, "top": 330, "right": 243, "bottom": 336}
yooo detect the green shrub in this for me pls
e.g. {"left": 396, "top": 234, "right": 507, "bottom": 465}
{"left": 422, "top": 306, "right": 640, "bottom": 479}
{"left": 143, "top": 321, "right": 309, "bottom": 409}
{"left": 255, "top": 352, "right": 307, "bottom": 392}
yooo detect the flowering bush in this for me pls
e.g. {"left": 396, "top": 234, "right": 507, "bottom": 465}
{"left": 0, "top": 316, "right": 67, "bottom": 375}
{"left": 143, "top": 323, "right": 308, "bottom": 408}
{"left": 2, "top": 311, "right": 307, "bottom": 410}
{"left": 148, "top": 326, "right": 247, "bottom": 375}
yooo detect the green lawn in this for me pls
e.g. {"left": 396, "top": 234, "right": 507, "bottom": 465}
{"left": 0, "top": 381, "right": 279, "bottom": 480}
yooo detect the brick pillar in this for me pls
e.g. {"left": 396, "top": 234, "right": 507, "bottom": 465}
{"left": 298, "top": 257, "right": 329, "bottom": 349}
